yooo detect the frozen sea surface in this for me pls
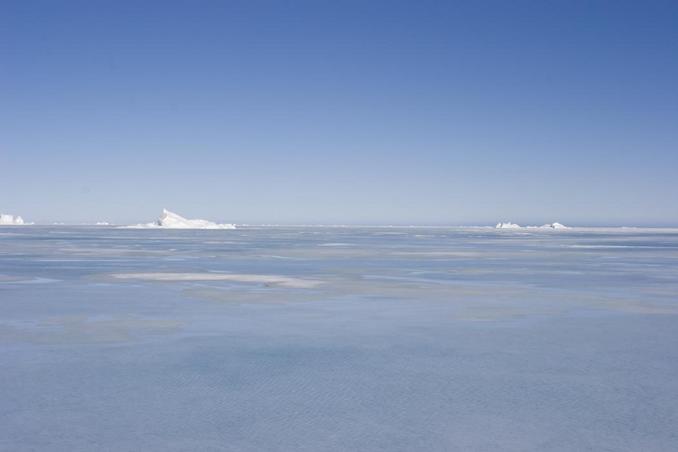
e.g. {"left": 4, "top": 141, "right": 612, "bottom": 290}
{"left": 1, "top": 226, "right": 678, "bottom": 451}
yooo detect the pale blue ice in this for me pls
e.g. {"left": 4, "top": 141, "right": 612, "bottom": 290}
{"left": 1, "top": 226, "right": 678, "bottom": 451}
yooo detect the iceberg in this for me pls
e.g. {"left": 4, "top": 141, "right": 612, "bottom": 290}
{"left": 127, "top": 209, "right": 236, "bottom": 230}
{"left": 496, "top": 221, "right": 569, "bottom": 230}
{"left": 539, "top": 222, "right": 569, "bottom": 229}
{"left": 495, "top": 222, "right": 522, "bottom": 229}
{"left": 0, "top": 213, "right": 26, "bottom": 225}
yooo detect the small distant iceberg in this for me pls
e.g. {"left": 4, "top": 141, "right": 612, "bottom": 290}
{"left": 495, "top": 222, "right": 522, "bottom": 229}
{"left": 496, "top": 221, "right": 570, "bottom": 230}
{"left": 127, "top": 209, "right": 236, "bottom": 230}
{"left": 95, "top": 222, "right": 110, "bottom": 226}
{"left": 538, "top": 222, "right": 569, "bottom": 230}
{"left": 0, "top": 213, "right": 27, "bottom": 225}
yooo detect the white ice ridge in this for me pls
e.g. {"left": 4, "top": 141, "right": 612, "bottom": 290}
{"left": 0, "top": 213, "right": 26, "bottom": 225}
{"left": 128, "top": 209, "right": 236, "bottom": 229}
{"left": 496, "top": 221, "right": 569, "bottom": 230}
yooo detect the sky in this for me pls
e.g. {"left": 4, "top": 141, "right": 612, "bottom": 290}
{"left": 2, "top": 0, "right": 677, "bottom": 226}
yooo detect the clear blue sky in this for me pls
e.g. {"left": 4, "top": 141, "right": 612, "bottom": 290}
{"left": 2, "top": 0, "right": 677, "bottom": 225}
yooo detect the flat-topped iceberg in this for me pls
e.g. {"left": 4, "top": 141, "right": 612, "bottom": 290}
{"left": 127, "top": 209, "right": 236, "bottom": 229}
{"left": 0, "top": 213, "right": 26, "bottom": 225}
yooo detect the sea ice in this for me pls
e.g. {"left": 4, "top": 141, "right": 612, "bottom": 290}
{"left": 2, "top": 226, "right": 678, "bottom": 451}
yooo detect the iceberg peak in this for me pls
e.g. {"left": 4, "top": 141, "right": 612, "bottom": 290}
{"left": 157, "top": 208, "right": 189, "bottom": 227}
